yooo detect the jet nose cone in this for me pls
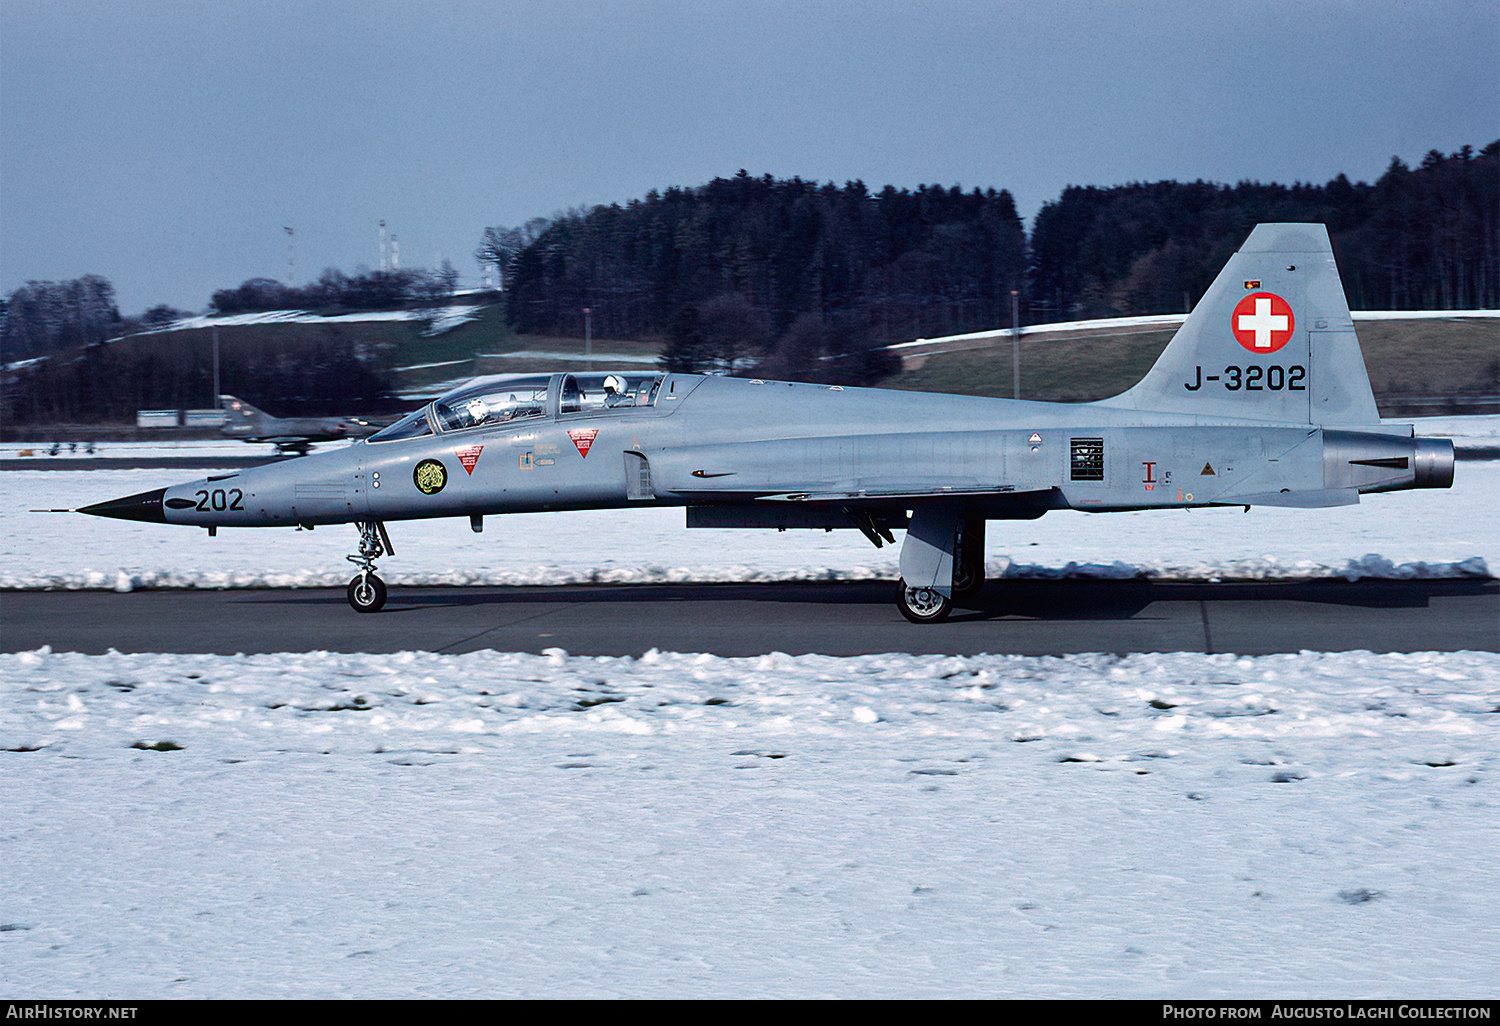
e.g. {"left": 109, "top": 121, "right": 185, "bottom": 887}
{"left": 78, "top": 487, "right": 167, "bottom": 523}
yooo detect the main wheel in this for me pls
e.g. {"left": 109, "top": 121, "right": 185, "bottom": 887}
{"left": 347, "top": 572, "right": 387, "bottom": 613}
{"left": 951, "top": 552, "right": 985, "bottom": 602}
{"left": 896, "top": 578, "right": 953, "bottom": 624}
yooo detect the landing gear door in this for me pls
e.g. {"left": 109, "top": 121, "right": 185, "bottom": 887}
{"left": 900, "top": 502, "right": 961, "bottom": 596}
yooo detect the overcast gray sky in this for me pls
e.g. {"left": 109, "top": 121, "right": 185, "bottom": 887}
{"left": 3, "top": 0, "right": 1495, "bottom": 315}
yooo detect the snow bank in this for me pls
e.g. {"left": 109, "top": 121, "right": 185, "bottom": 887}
{"left": 3, "top": 645, "right": 1496, "bottom": 997}
{"left": 150, "top": 304, "right": 484, "bottom": 333}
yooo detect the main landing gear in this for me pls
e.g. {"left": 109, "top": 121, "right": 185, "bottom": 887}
{"left": 895, "top": 514, "right": 986, "bottom": 624}
{"left": 949, "top": 517, "right": 986, "bottom": 603}
{"left": 897, "top": 581, "right": 953, "bottom": 624}
{"left": 346, "top": 520, "right": 394, "bottom": 613}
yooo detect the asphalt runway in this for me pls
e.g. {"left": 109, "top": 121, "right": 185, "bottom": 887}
{"left": 3, "top": 578, "right": 1494, "bottom": 657}
{"left": 0, "top": 456, "right": 284, "bottom": 472}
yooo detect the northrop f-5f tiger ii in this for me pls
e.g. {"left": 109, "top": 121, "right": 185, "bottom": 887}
{"left": 80, "top": 224, "right": 1454, "bottom": 622}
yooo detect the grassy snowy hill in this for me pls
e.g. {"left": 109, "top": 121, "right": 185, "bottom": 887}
{"left": 80, "top": 304, "right": 1498, "bottom": 417}
{"left": 104, "top": 303, "right": 665, "bottom": 401}
{"left": 888, "top": 314, "right": 1500, "bottom": 415}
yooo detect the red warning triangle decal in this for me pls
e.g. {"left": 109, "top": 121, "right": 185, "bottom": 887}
{"left": 567, "top": 429, "right": 599, "bottom": 458}
{"left": 455, "top": 445, "right": 483, "bottom": 474}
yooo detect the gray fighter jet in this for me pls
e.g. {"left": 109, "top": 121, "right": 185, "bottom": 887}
{"left": 81, "top": 224, "right": 1454, "bottom": 621}
{"left": 219, "top": 394, "right": 383, "bottom": 455}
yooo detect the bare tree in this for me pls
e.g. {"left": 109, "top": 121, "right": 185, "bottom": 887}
{"left": 476, "top": 217, "right": 550, "bottom": 289}
{"left": 1, "top": 275, "right": 120, "bottom": 360}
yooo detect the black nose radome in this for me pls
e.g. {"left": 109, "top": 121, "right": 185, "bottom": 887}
{"left": 78, "top": 488, "right": 167, "bottom": 523}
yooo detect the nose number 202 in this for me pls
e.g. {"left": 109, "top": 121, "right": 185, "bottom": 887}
{"left": 195, "top": 488, "right": 244, "bottom": 511}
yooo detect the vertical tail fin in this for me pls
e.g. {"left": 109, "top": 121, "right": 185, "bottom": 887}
{"left": 218, "top": 395, "right": 271, "bottom": 436}
{"left": 1099, "top": 223, "right": 1379, "bottom": 425}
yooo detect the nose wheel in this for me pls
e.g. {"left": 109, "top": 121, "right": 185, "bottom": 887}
{"left": 347, "top": 572, "right": 387, "bottom": 613}
{"left": 345, "top": 520, "right": 394, "bottom": 613}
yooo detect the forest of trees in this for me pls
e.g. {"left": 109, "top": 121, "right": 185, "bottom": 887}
{"left": 3, "top": 326, "right": 394, "bottom": 425}
{"left": 1, "top": 266, "right": 453, "bottom": 424}
{"left": 3, "top": 141, "right": 1493, "bottom": 424}
{"left": 1029, "top": 142, "right": 1499, "bottom": 320}
{"left": 0, "top": 275, "right": 122, "bottom": 362}
{"left": 492, "top": 141, "right": 1496, "bottom": 370}
{"left": 0, "top": 264, "right": 462, "bottom": 364}
{"left": 503, "top": 173, "right": 1028, "bottom": 380}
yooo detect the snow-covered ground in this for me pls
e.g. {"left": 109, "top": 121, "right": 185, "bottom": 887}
{"left": 134, "top": 304, "right": 485, "bottom": 336}
{"left": 2, "top": 438, "right": 322, "bottom": 461}
{"left": 2, "top": 646, "right": 1497, "bottom": 998}
{"left": 1, "top": 417, "right": 1496, "bottom": 998}
{"left": 476, "top": 349, "right": 664, "bottom": 364}
{"left": 1401, "top": 413, "right": 1500, "bottom": 448}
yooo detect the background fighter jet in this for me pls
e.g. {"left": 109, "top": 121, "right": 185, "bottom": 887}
{"left": 82, "top": 224, "right": 1454, "bottom": 621}
{"left": 218, "top": 395, "right": 384, "bottom": 456}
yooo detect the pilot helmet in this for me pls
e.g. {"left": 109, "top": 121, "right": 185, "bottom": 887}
{"left": 602, "top": 374, "right": 627, "bottom": 395}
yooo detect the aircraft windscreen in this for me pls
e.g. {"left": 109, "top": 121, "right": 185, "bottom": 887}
{"left": 367, "top": 407, "right": 433, "bottom": 443}
{"left": 433, "top": 376, "right": 551, "bottom": 432}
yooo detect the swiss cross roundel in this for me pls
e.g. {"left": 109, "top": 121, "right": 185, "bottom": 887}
{"left": 1231, "top": 292, "right": 1295, "bottom": 353}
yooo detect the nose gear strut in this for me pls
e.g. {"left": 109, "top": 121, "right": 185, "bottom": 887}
{"left": 346, "top": 521, "right": 394, "bottom": 612}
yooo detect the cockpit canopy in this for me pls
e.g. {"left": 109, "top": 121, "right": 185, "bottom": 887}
{"left": 367, "top": 371, "right": 665, "bottom": 443}
{"left": 560, "top": 371, "right": 663, "bottom": 413}
{"left": 434, "top": 376, "right": 551, "bottom": 431}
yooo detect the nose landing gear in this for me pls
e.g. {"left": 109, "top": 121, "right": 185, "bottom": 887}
{"left": 347, "top": 572, "right": 387, "bottom": 613}
{"left": 346, "top": 521, "right": 394, "bottom": 613}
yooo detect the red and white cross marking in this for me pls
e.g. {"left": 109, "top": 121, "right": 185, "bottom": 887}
{"left": 1231, "top": 292, "right": 1295, "bottom": 353}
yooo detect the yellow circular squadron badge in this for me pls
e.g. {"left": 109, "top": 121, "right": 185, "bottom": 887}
{"left": 413, "top": 458, "right": 448, "bottom": 495}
